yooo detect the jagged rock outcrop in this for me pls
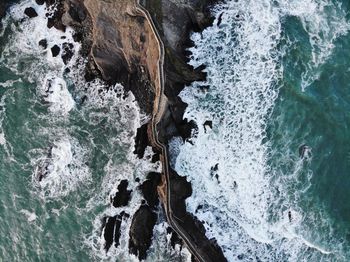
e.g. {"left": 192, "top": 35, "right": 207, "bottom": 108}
{"left": 144, "top": 0, "right": 218, "bottom": 142}
{"left": 82, "top": 0, "right": 161, "bottom": 115}
{"left": 129, "top": 205, "right": 157, "bottom": 260}
{"left": 31, "top": 0, "right": 226, "bottom": 260}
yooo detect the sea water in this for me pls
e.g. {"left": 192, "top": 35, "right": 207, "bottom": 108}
{"left": 0, "top": 0, "right": 190, "bottom": 261}
{"left": 171, "top": 0, "right": 350, "bottom": 261}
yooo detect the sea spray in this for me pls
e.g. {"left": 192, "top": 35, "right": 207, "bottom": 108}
{"left": 0, "top": 0, "right": 189, "bottom": 261}
{"left": 171, "top": 0, "right": 350, "bottom": 260}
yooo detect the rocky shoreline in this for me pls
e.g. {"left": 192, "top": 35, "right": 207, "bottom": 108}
{"left": 1, "top": 0, "right": 226, "bottom": 260}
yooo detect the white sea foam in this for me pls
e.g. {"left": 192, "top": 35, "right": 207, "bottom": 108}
{"left": 42, "top": 75, "right": 75, "bottom": 115}
{"left": 171, "top": 0, "right": 348, "bottom": 261}
{"left": 20, "top": 209, "right": 37, "bottom": 222}
{"left": 1, "top": 0, "right": 79, "bottom": 115}
{"left": 33, "top": 137, "right": 90, "bottom": 198}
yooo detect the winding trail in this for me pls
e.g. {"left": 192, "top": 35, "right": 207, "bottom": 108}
{"left": 134, "top": 1, "right": 210, "bottom": 261}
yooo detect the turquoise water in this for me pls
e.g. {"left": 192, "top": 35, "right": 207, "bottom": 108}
{"left": 172, "top": 0, "right": 350, "bottom": 261}
{"left": 0, "top": 1, "right": 186, "bottom": 261}
{"left": 2, "top": 0, "right": 350, "bottom": 261}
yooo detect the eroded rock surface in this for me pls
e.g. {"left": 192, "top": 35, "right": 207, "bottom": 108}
{"left": 129, "top": 205, "right": 157, "bottom": 260}
{"left": 83, "top": 0, "right": 160, "bottom": 114}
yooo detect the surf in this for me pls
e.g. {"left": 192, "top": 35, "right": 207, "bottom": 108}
{"left": 171, "top": 0, "right": 350, "bottom": 260}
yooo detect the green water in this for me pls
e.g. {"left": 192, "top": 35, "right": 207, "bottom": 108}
{"left": 268, "top": 4, "right": 350, "bottom": 259}
{"left": 0, "top": 1, "right": 179, "bottom": 261}
{"left": 2, "top": 0, "right": 350, "bottom": 261}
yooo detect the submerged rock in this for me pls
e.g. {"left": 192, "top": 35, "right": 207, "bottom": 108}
{"left": 24, "top": 7, "right": 38, "bottom": 18}
{"left": 204, "top": 120, "right": 213, "bottom": 132}
{"left": 38, "top": 39, "right": 48, "bottom": 49}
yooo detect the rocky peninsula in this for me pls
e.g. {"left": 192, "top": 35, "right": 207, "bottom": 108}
{"left": 1, "top": 0, "right": 226, "bottom": 260}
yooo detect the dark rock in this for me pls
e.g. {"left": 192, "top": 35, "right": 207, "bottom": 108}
{"left": 204, "top": 120, "right": 213, "bottom": 132}
{"left": 61, "top": 42, "right": 74, "bottom": 64}
{"left": 288, "top": 211, "right": 292, "bottom": 222}
{"left": 38, "top": 39, "right": 48, "bottom": 49}
{"left": 151, "top": 152, "right": 160, "bottom": 163}
{"left": 102, "top": 214, "right": 123, "bottom": 252}
{"left": 134, "top": 123, "right": 149, "bottom": 159}
{"left": 103, "top": 216, "right": 116, "bottom": 251}
{"left": 217, "top": 12, "right": 224, "bottom": 26}
{"left": 299, "top": 144, "right": 310, "bottom": 158}
{"left": 46, "top": 0, "right": 66, "bottom": 31}
{"left": 129, "top": 205, "right": 157, "bottom": 260}
{"left": 0, "top": 3, "right": 6, "bottom": 28}
{"left": 139, "top": 172, "right": 161, "bottom": 209}
{"left": 35, "top": 0, "right": 45, "bottom": 5}
{"left": 111, "top": 180, "right": 132, "bottom": 208}
{"left": 212, "top": 163, "right": 219, "bottom": 172}
{"left": 51, "top": 45, "right": 60, "bottom": 57}
{"left": 170, "top": 229, "right": 183, "bottom": 249}
{"left": 68, "top": 2, "right": 87, "bottom": 23}
{"left": 24, "top": 7, "right": 38, "bottom": 18}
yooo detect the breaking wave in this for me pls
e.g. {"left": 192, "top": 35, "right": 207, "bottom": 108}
{"left": 171, "top": 0, "right": 349, "bottom": 261}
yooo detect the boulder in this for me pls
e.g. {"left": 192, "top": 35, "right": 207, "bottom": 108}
{"left": 24, "top": 7, "right": 38, "bottom": 18}
{"left": 38, "top": 39, "right": 48, "bottom": 49}
{"left": 129, "top": 205, "right": 157, "bottom": 260}
{"left": 35, "top": 0, "right": 45, "bottom": 5}
{"left": 112, "top": 180, "right": 132, "bottom": 208}
{"left": 51, "top": 45, "right": 60, "bottom": 57}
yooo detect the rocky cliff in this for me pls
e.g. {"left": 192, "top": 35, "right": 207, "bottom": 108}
{"left": 10, "top": 0, "right": 226, "bottom": 260}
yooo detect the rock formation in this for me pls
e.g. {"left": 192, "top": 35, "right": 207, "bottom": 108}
{"left": 19, "top": 0, "right": 226, "bottom": 260}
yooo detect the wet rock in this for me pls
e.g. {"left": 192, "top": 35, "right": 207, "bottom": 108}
{"left": 24, "top": 7, "right": 38, "bottom": 18}
{"left": 167, "top": 227, "right": 183, "bottom": 249}
{"left": 169, "top": 170, "right": 192, "bottom": 218}
{"left": 111, "top": 180, "right": 132, "bottom": 208}
{"left": 46, "top": 0, "right": 65, "bottom": 31}
{"left": 102, "top": 214, "right": 123, "bottom": 252}
{"left": 61, "top": 42, "right": 74, "bottom": 64}
{"left": 134, "top": 123, "right": 149, "bottom": 159}
{"left": 299, "top": 144, "right": 311, "bottom": 159}
{"left": 129, "top": 205, "right": 157, "bottom": 260}
{"left": 212, "top": 163, "right": 219, "bottom": 171}
{"left": 35, "top": 0, "right": 45, "bottom": 5}
{"left": 38, "top": 39, "right": 48, "bottom": 49}
{"left": 51, "top": 45, "right": 60, "bottom": 57}
{"left": 151, "top": 152, "right": 160, "bottom": 163}
{"left": 68, "top": 2, "right": 87, "bottom": 23}
{"left": 139, "top": 172, "right": 161, "bottom": 209}
{"left": 204, "top": 120, "right": 213, "bottom": 132}
{"left": 217, "top": 12, "right": 224, "bottom": 26}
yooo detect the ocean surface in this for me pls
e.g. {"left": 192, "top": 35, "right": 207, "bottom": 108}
{"left": 0, "top": 0, "right": 189, "bottom": 261}
{"left": 171, "top": 0, "right": 350, "bottom": 261}
{"left": 1, "top": 0, "right": 350, "bottom": 261}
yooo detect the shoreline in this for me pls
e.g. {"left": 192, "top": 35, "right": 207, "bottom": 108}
{"left": 1, "top": 0, "right": 226, "bottom": 260}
